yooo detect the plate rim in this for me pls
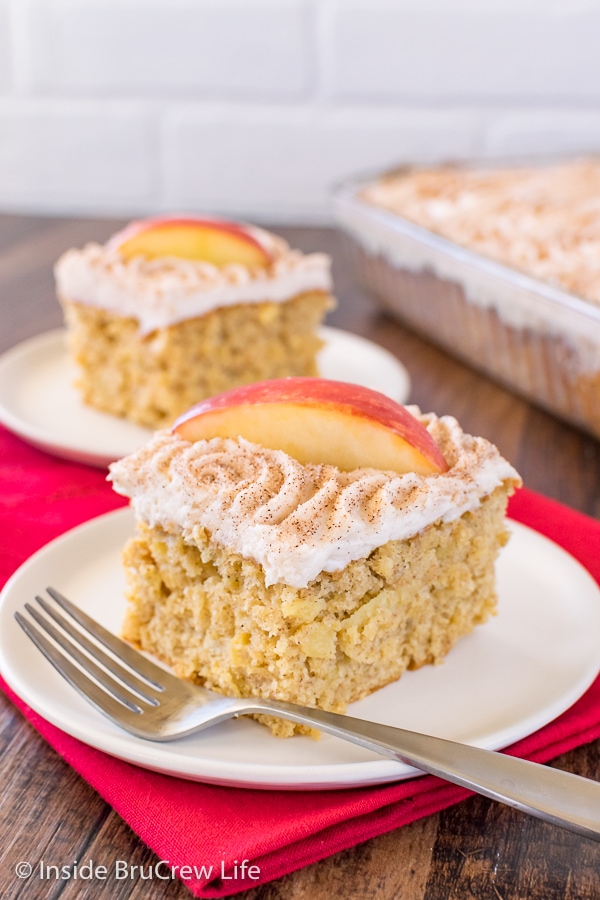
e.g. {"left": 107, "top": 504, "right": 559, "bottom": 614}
{"left": 0, "top": 327, "right": 411, "bottom": 469}
{"left": 1, "top": 506, "right": 599, "bottom": 790}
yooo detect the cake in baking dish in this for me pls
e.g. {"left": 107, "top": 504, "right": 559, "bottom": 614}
{"left": 108, "top": 378, "right": 521, "bottom": 737}
{"left": 362, "top": 159, "right": 600, "bottom": 304}
{"left": 55, "top": 217, "right": 334, "bottom": 428}
{"left": 339, "top": 160, "right": 600, "bottom": 440}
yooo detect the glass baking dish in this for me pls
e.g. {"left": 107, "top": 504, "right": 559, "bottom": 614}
{"left": 333, "top": 169, "right": 600, "bottom": 440}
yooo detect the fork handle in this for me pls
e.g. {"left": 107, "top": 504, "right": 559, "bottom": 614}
{"left": 241, "top": 699, "right": 600, "bottom": 842}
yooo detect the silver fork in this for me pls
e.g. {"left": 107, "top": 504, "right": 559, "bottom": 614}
{"left": 15, "top": 587, "right": 600, "bottom": 842}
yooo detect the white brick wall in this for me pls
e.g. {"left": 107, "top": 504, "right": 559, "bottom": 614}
{"left": 2, "top": 0, "right": 600, "bottom": 222}
{"left": 485, "top": 110, "right": 600, "bottom": 157}
{"left": 164, "top": 105, "right": 483, "bottom": 219}
{"left": 324, "top": 1, "right": 600, "bottom": 101}
{"left": 0, "top": 100, "right": 155, "bottom": 210}
{"left": 0, "top": 0, "right": 12, "bottom": 92}
{"left": 24, "top": 0, "right": 311, "bottom": 98}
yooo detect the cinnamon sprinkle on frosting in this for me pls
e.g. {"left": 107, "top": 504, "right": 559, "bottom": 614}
{"left": 55, "top": 225, "right": 332, "bottom": 334}
{"left": 108, "top": 409, "right": 520, "bottom": 588}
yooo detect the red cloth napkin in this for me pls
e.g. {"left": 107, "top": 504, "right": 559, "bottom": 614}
{"left": 1, "top": 425, "right": 600, "bottom": 898}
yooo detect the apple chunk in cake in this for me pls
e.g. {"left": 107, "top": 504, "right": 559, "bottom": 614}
{"left": 108, "top": 382, "right": 520, "bottom": 737}
{"left": 121, "top": 486, "right": 510, "bottom": 737}
{"left": 59, "top": 291, "right": 330, "bottom": 429}
{"left": 55, "top": 217, "right": 334, "bottom": 428}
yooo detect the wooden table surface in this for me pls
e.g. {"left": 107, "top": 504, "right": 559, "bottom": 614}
{"left": 0, "top": 215, "right": 599, "bottom": 900}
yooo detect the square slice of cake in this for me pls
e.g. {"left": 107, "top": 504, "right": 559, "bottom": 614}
{"left": 108, "top": 378, "right": 521, "bottom": 737}
{"left": 55, "top": 217, "right": 334, "bottom": 428}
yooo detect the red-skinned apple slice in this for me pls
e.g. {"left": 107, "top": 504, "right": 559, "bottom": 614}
{"left": 173, "top": 378, "right": 449, "bottom": 475}
{"left": 109, "top": 216, "right": 272, "bottom": 268}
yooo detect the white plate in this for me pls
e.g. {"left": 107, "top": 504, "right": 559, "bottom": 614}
{"left": 0, "top": 327, "right": 410, "bottom": 468}
{"left": 1, "top": 509, "right": 599, "bottom": 790}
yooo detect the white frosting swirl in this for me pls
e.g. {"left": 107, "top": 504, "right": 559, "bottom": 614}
{"left": 108, "top": 410, "right": 520, "bottom": 588}
{"left": 55, "top": 224, "right": 332, "bottom": 335}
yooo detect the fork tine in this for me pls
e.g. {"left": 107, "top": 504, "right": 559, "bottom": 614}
{"left": 35, "top": 594, "right": 160, "bottom": 705}
{"left": 15, "top": 612, "right": 147, "bottom": 728}
{"left": 46, "top": 586, "right": 181, "bottom": 691}
{"left": 23, "top": 603, "right": 147, "bottom": 712}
